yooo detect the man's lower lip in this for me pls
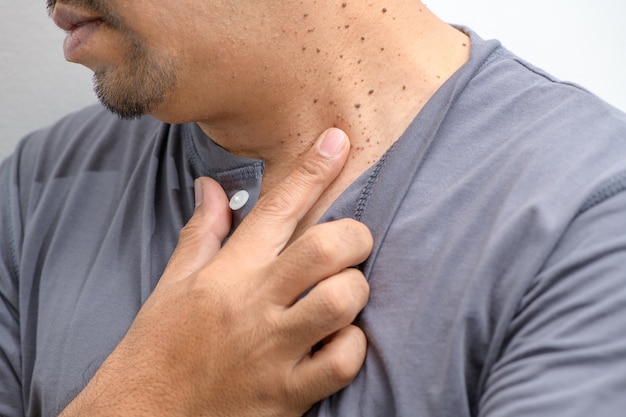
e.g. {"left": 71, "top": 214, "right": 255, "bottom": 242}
{"left": 63, "top": 20, "right": 102, "bottom": 61}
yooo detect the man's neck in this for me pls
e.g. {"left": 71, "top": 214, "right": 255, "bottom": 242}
{"left": 196, "top": 3, "right": 469, "bottom": 231}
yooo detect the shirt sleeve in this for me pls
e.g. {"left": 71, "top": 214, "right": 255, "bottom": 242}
{"left": 479, "top": 184, "right": 626, "bottom": 416}
{"left": 0, "top": 155, "right": 25, "bottom": 416}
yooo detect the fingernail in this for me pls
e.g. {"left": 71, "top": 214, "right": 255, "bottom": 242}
{"left": 194, "top": 178, "right": 204, "bottom": 207}
{"left": 318, "top": 128, "right": 347, "bottom": 158}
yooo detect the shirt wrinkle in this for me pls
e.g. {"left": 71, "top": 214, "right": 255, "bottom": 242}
{"left": 2, "top": 160, "right": 20, "bottom": 282}
{"left": 577, "top": 170, "right": 626, "bottom": 214}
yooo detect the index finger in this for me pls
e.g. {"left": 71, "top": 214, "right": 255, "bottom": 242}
{"left": 227, "top": 127, "right": 350, "bottom": 256}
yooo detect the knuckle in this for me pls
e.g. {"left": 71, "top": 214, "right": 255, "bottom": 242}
{"left": 300, "top": 220, "right": 373, "bottom": 270}
{"left": 296, "top": 155, "right": 330, "bottom": 180}
{"left": 282, "top": 159, "right": 328, "bottom": 200}
{"left": 177, "top": 222, "right": 195, "bottom": 245}
{"left": 252, "top": 158, "right": 329, "bottom": 221}
{"left": 301, "top": 230, "right": 337, "bottom": 264}
{"left": 177, "top": 214, "right": 206, "bottom": 246}
{"left": 311, "top": 219, "right": 373, "bottom": 260}
{"left": 346, "top": 269, "right": 370, "bottom": 306}
{"left": 324, "top": 326, "right": 367, "bottom": 385}
{"left": 338, "top": 219, "right": 374, "bottom": 252}
{"left": 254, "top": 185, "right": 298, "bottom": 219}
{"left": 313, "top": 284, "right": 355, "bottom": 325}
{"left": 326, "top": 346, "right": 360, "bottom": 384}
{"left": 164, "top": 224, "right": 202, "bottom": 272}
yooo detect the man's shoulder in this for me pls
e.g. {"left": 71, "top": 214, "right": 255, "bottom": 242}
{"left": 10, "top": 104, "right": 169, "bottom": 183}
{"left": 21, "top": 104, "right": 164, "bottom": 156}
{"left": 449, "top": 42, "right": 626, "bottom": 190}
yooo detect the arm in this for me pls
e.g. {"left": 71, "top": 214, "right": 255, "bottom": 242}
{"left": 59, "top": 128, "right": 373, "bottom": 416}
{"left": 480, "top": 188, "right": 626, "bottom": 416}
{"left": 0, "top": 158, "right": 24, "bottom": 416}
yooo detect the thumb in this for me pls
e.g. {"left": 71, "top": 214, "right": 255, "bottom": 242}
{"left": 159, "top": 177, "right": 232, "bottom": 285}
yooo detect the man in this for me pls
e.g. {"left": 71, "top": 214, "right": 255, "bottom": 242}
{"left": 2, "top": 0, "right": 626, "bottom": 415}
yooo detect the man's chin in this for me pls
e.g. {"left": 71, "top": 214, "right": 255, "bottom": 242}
{"left": 97, "top": 99, "right": 148, "bottom": 120}
{"left": 93, "top": 83, "right": 157, "bottom": 120}
{"left": 91, "top": 62, "right": 177, "bottom": 121}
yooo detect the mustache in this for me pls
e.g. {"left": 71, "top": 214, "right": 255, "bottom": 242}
{"left": 47, "top": 0, "right": 108, "bottom": 16}
{"left": 47, "top": 0, "right": 122, "bottom": 29}
{"left": 46, "top": 0, "right": 56, "bottom": 13}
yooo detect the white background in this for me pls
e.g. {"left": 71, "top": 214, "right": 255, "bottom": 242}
{"left": 1, "top": 1, "right": 625, "bottom": 160}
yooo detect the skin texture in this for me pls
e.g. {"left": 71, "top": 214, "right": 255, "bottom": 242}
{"left": 47, "top": 0, "right": 471, "bottom": 414}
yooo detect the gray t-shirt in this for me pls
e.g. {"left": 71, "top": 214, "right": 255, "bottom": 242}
{"left": 2, "top": 29, "right": 626, "bottom": 416}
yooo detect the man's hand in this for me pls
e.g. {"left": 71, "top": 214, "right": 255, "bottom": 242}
{"left": 60, "top": 128, "right": 373, "bottom": 417}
